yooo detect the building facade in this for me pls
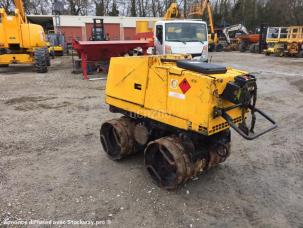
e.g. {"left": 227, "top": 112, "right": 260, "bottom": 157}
{"left": 28, "top": 15, "right": 160, "bottom": 43}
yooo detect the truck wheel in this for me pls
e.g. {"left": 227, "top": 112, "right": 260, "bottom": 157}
{"left": 249, "top": 44, "right": 260, "bottom": 53}
{"left": 239, "top": 42, "right": 248, "bottom": 52}
{"left": 275, "top": 50, "right": 284, "bottom": 57}
{"left": 44, "top": 48, "right": 51, "bottom": 66}
{"left": 0, "top": 64, "right": 9, "bottom": 67}
{"left": 34, "top": 48, "right": 48, "bottom": 73}
{"left": 249, "top": 44, "right": 256, "bottom": 53}
{"left": 47, "top": 57, "right": 51, "bottom": 67}
{"left": 255, "top": 45, "right": 260, "bottom": 53}
{"left": 50, "top": 50, "right": 55, "bottom": 59}
{"left": 128, "top": 50, "right": 134, "bottom": 56}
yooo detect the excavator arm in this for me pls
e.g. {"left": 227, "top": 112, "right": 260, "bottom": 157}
{"left": 206, "top": 2, "right": 214, "bottom": 34}
{"left": 163, "top": 3, "right": 180, "bottom": 20}
{"left": 13, "top": 0, "right": 27, "bottom": 23}
{"left": 189, "top": 0, "right": 213, "bottom": 31}
{"left": 189, "top": 0, "right": 216, "bottom": 41}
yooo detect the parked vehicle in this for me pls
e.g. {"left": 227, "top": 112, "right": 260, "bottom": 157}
{"left": 264, "top": 27, "right": 288, "bottom": 56}
{"left": 0, "top": 0, "right": 49, "bottom": 72}
{"left": 154, "top": 20, "right": 208, "bottom": 61}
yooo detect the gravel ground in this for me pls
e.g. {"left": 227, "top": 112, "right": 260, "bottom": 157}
{"left": 0, "top": 53, "right": 302, "bottom": 228}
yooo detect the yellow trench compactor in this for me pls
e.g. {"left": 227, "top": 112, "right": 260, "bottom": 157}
{"left": 100, "top": 55, "right": 277, "bottom": 189}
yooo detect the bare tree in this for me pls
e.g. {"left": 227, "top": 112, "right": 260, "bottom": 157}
{"left": 24, "top": 0, "right": 51, "bottom": 15}
{"left": 2, "top": 0, "right": 301, "bottom": 28}
{"left": 67, "top": 0, "right": 90, "bottom": 15}
{"left": 109, "top": 0, "right": 119, "bottom": 16}
{"left": 0, "top": 0, "right": 13, "bottom": 13}
{"left": 130, "top": 0, "right": 136, "bottom": 16}
{"left": 138, "top": 0, "right": 150, "bottom": 16}
{"left": 150, "top": 0, "right": 156, "bottom": 16}
{"left": 95, "top": 0, "right": 111, "bottom": 15}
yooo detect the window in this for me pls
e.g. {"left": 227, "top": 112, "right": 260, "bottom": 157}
{"left": 165, "top": 23, "right": 207, "bottom": 42}
{"left": 156, "top": 25, "right": 163, "bottom": 44}
{"left": 280, "top": 28, "right": 288, "bottom": 39}
{"left": 267, "top": 28, "right": 279, "bottom": 38}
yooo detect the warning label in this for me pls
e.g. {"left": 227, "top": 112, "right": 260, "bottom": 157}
{"left": 179, "top": 78, "right": 191, "bottom": 94}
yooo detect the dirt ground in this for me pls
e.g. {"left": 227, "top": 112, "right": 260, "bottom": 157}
{"left": 0, "top": 53, "right": 302, "bottom": 228}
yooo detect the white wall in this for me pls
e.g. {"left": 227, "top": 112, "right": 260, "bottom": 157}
{"left": 28, "top": 15, "right": 162, "bottom": 28}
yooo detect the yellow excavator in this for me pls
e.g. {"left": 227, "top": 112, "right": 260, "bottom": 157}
{"left": 189, "top": 0, "right": 221, "bottom": 52}
{"left": 163, "top": 3, "right": 180, "bottom": 20}
{"left": 136, "top": 2, "right": 181, "bottom": 37}
{"left": 0, "top": 0, "right": 50, "bottom": 72}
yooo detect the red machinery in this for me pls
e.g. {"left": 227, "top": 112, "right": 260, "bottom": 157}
{"left": 237, "top": 34, "right": 260, "bottom": 52}
{"left": 72, "top": 39, "right": 153, "bottom": 80}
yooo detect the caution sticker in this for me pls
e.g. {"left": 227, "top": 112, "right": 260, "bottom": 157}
{"left": 179, "top": 78, "right": 191, "bottom": 94}
{"left": 169, "top": 91, "right": 185, "bottom": 100}
{"left": 170, "top": 79, "right": 179, "bottom": 89}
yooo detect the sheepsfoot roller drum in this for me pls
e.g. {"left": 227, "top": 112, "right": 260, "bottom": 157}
{"left": 100, "top": 55, "right": 277, "bottom": 189}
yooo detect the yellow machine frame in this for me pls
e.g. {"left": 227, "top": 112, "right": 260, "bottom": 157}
{"left": 47, "top": 30, "right": 64, "bottom": 56}
{"left": 286, "top": 26, "right": 303, "bottom": 43}
{"left": 264, "top": 27, "right": 288, "bottom": 56}
{"left": 163, "top": 3, "right": 180, "bottom": 20}
{"left": 135, "top": 2, "right": 180, "bottom": 35}
{"left": 266, "top": 26, "right": 303, "bottom": 57}
{"left": 286, "top": 26, "right": 303, "bottom": 56}
{"left": 106, "top": 55, "right": 245, "bottom": 136}
{"left": 0, "top": 0, "right": 48, "bottom": 69}
{"left": 189, "top": 0, "right": 219, "bottom": 51}
{"left": 101, "top": 55, "right": 277, "bottom": 189}
{"left": 99, "top": 0, "right": 279, "bottom": 189}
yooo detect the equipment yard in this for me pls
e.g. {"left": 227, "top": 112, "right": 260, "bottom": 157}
{"left": 0, "top": 52, "right": 302, "bottom": 227}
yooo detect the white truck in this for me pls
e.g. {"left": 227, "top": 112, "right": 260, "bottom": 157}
{"left": 154, "top": 20, "right": 209, "bottom": 61}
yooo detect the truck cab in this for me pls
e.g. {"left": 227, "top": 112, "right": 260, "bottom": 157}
{"left": 154, "top": 20, "right": 208, "bottom": 61}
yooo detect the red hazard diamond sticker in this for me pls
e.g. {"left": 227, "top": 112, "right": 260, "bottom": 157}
{"left": 179, "top": 78, "right": 191, "bottom": 94}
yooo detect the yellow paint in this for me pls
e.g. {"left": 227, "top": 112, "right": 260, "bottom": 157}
{"left": 189, "top": 1, "right": 218, "bottom": 47}
{"left": 0, "top": 54, "right": 33, "bottom": 64}
{"left": 265, "top": 26, "right": 303, "bottom": 56}
{"left": 286, "top": 26, "right": 303, "bottom": 55}
{"left": 0, "top": 4, "right": 47, "bottom": 65}
{"left": 47, "top": 41, "right": 62, "bottom": 53}
{"left": 163, "top": 3, "right": 180, "bottom": 20}
{"left": 0, "top": 10, "right": 46, "bottom": 49}
{"left": 106, "top": 55, "right": 247, "bottom": 136}
{"left": 136, "top": 21, "right": 155, "bottom": 33}
{"left": 286, "top": 26, "right": 303, "bottom": 43}
{"left": 48, "top": 46, "right": 63, "bottom": 52}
